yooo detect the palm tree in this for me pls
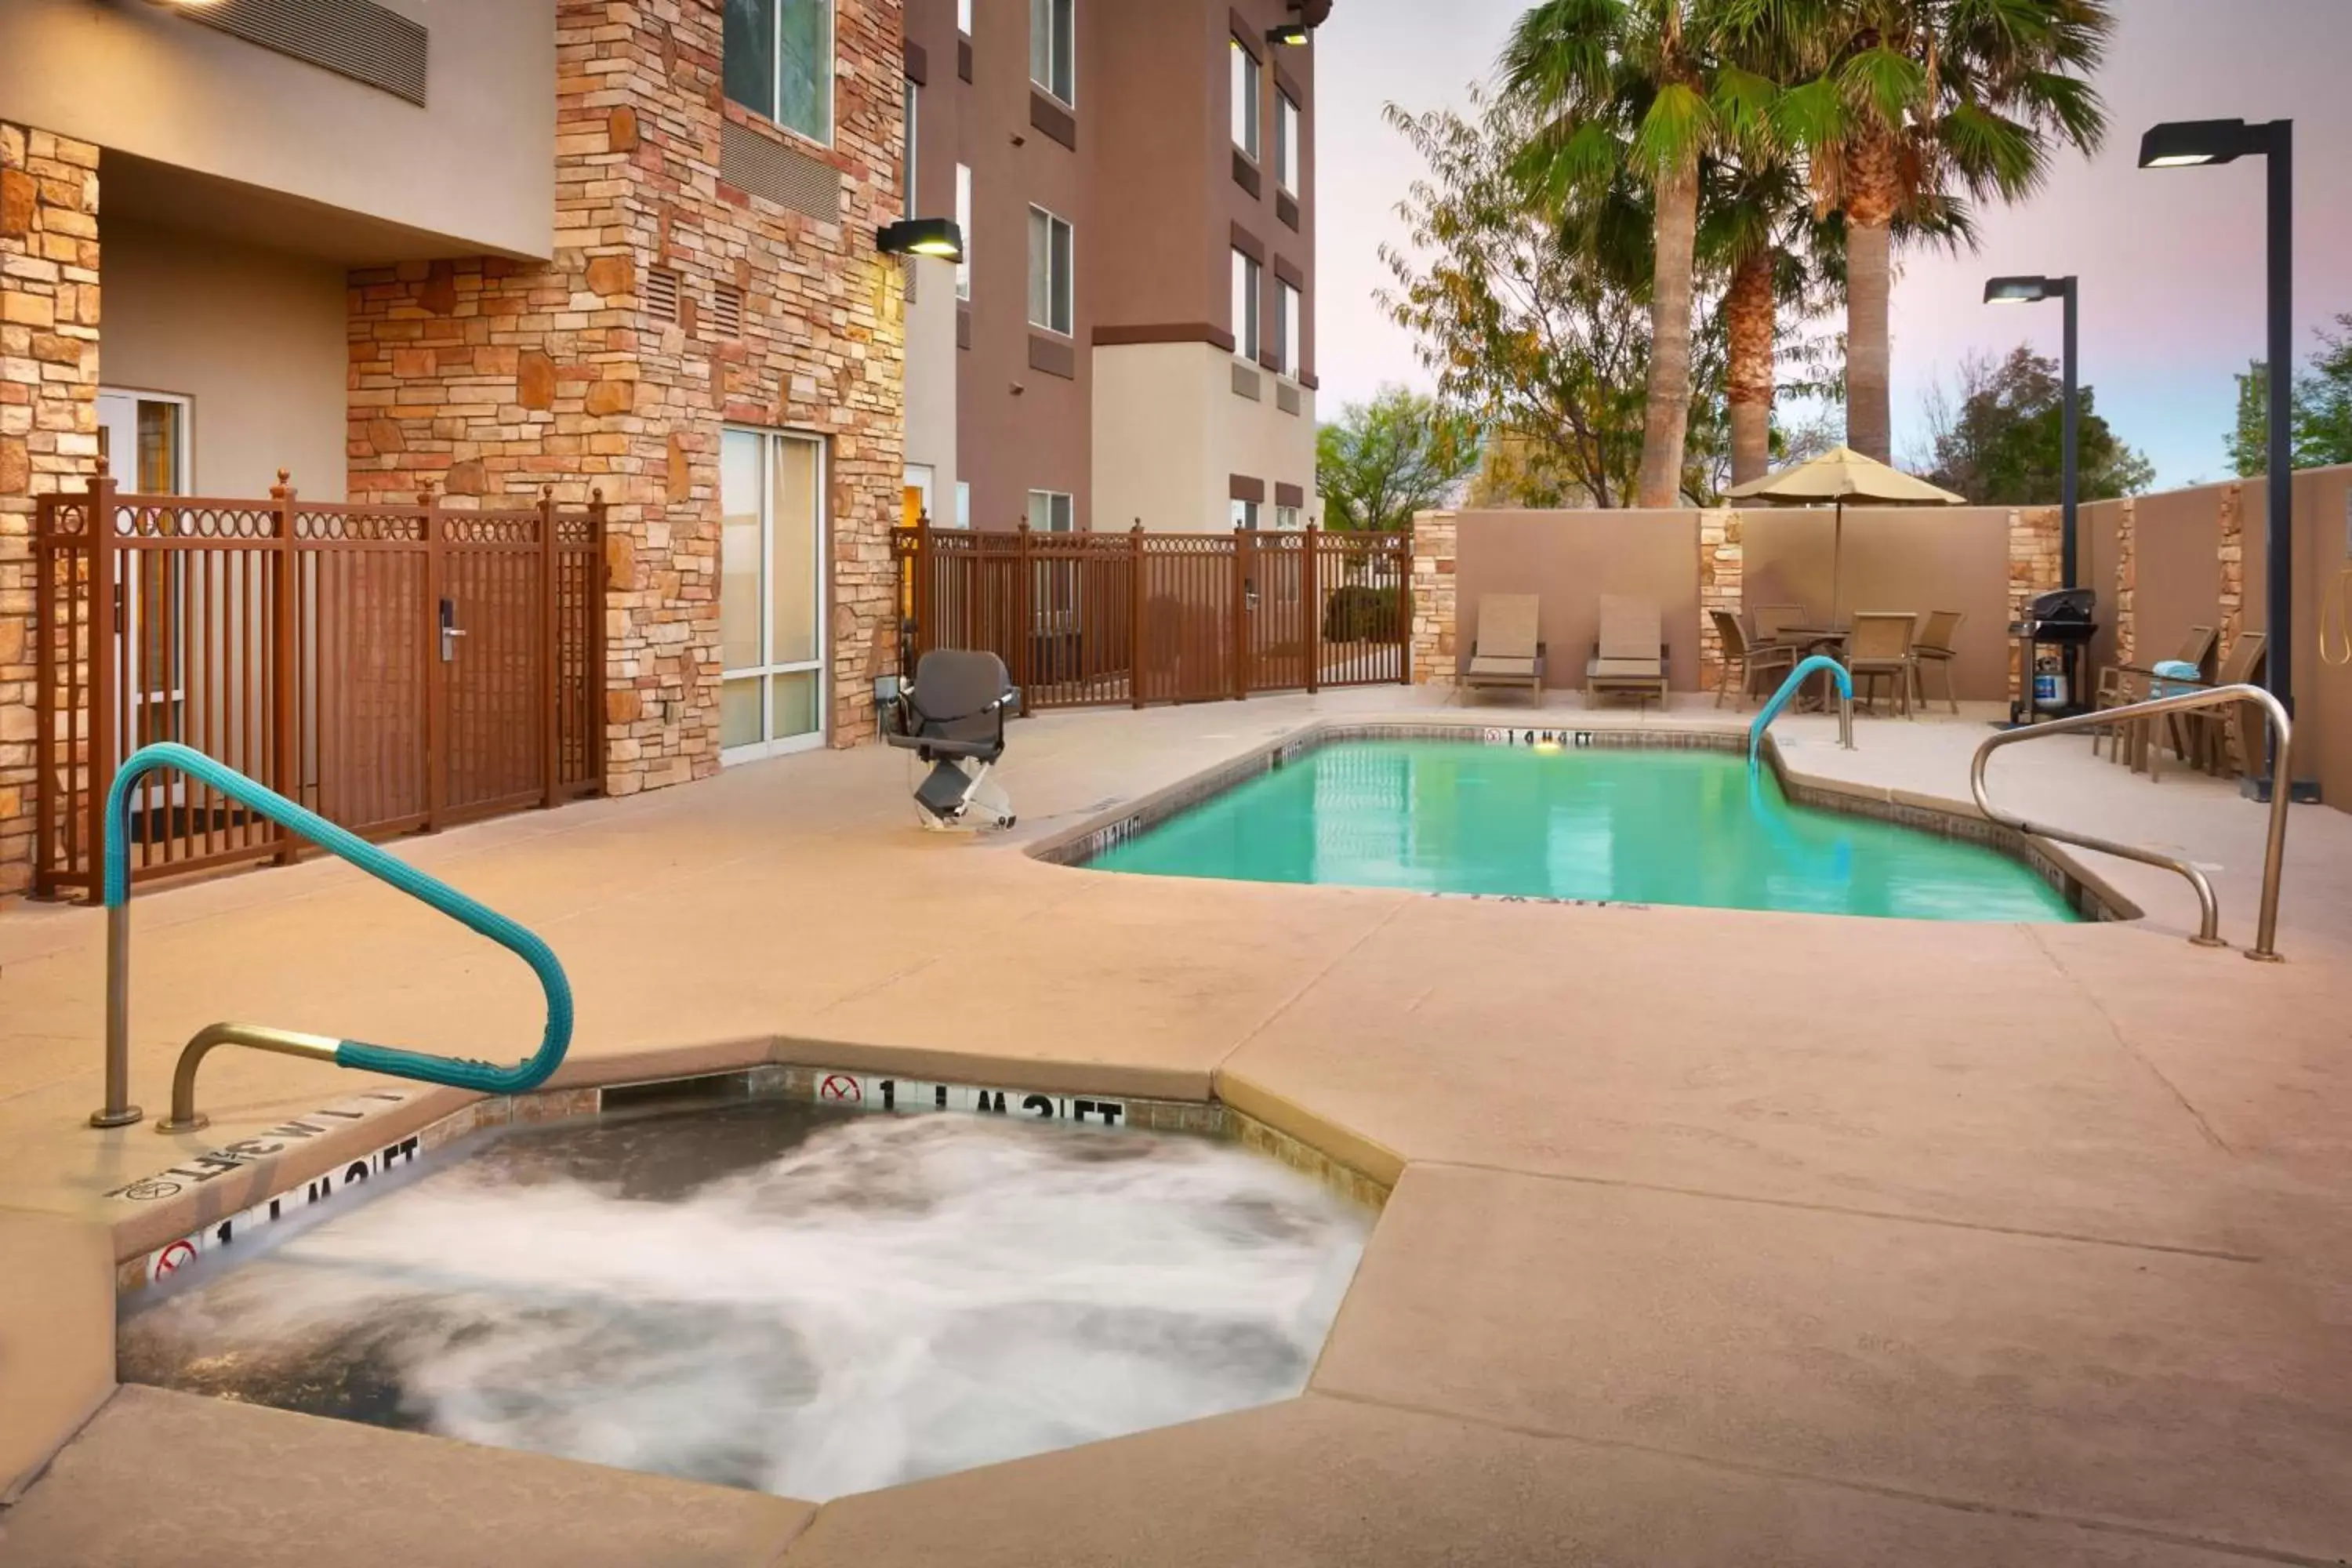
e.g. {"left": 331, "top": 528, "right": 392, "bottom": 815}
{"left": 1731, "top": 0, "right": 2112, "bottom": 463}
{"left": 1702, "top": 157, "right": 1814, "bottom": 484}
{"left": 1503, "top": 0, "right": 1774, "bottom": 507}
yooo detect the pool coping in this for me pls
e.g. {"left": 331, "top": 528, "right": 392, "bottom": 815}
{"left": 1023, "top": 715, "right": 2144, "bottom": 927}
{"left": 103, "top": 1051, "right": 1393, "bottom": 1292}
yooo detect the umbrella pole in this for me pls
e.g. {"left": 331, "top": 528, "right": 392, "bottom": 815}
{"left": 1831, "top": 498, "right": 1844, "bottom": 626}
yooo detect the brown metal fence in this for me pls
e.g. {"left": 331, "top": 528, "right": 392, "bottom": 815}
{"left": 895, "top": 524, "right": 1410, "bottom": 709}
{"left": 32, "top": 472, "right": 608, "bottom": 898}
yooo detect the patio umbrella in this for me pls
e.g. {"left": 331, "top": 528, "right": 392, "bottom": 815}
{"left": 1725, "top": 446, "right": 1965, "bottom": 624}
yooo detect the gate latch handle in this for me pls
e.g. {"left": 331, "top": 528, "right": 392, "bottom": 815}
{"left": 438, "top": 596, "right": 467, "bottom": 662}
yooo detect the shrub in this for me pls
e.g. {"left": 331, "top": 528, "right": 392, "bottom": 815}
{"left": 1323, "top": 583, "right": 1403, "bottom": 643}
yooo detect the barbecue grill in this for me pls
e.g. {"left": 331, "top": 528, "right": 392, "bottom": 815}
{"left": 2009, "top": 586, "right": 2098, "bottom": 724}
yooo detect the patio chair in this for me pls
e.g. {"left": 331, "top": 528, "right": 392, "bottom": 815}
{"left": 1751, "top": 604, "right": 1809, "bottom": 648}
{"left": 1586, "top": 595, "right": 1669, "bottom": 708}
{"left": 886, "top": 648, "right": 1019, "bottom": 829}
{"left": 2176, "top": 632, "right": 2269, "bottom": 781}
{"left": 1910, "top": 609, "right": 1965, "bottom": 714}
{"left": 2092, "top": 624, "right": 2216, "bottom": 767}
{"left": 1463, "top": 594, "right": 1545, "bottom": 703}
{"left": 1708, "top": 608, "right": 1796, "bottom": 710}
{"left": 1846, "top": 612, "right": 1918, "bottom": 718}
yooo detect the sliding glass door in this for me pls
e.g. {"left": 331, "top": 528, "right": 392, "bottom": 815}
{"left": 720, "top": 427, "right": 827, "bottom": 761}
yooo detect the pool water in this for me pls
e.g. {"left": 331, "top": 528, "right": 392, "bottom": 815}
{"left": 118, "top": 1102, "right": 1367, "bottom": 1500}
{"left": 1088, "top": 739, "right": 2080, "bottom": 923}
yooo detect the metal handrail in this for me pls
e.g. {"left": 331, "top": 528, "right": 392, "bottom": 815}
{"left": 90, "top": 742, "right": 575, "bottom": 1133}
{"left": 1971, "top": 684, "right": 2293, "bottom": 960}
{"left": 1749, "top": 654, "right": 1855, "bottom": 767}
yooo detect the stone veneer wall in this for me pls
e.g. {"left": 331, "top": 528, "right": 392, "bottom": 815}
{"left": 2111, "top": 497, "right": 2136, "bottom": 667}
{"left": 2006, "top": 505, "right": 2062, "bottom": 706}
{"left": 2216, "top": 481, "right": 2245, "bottom": 660}
{"left": 1410, "top": 509, "right": 1457, "bottom": 688}
{"left": 0, "top": 125, "right": 99, "bottom": 895}
{"left": 346, "top": 0, "right": 906, "bottom": 797}
{"left": 1696, "top": 507, "right": 1744, "bottom": 691}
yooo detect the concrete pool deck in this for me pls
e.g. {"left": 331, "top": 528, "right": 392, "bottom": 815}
{"left": 2, "top": 690, "right": 2350, "bottom": 1565}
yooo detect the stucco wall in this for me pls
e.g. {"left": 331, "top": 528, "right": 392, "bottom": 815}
{"left": 1743, "top": 506, "right": 2016, "bottom": 702}
{"left": 902, "top": 255, "right": 959, "bottom": 520}
{"left": 102, "top": 220, "right": 347, "bottom": 500}
{"left": 0, "top": 0, "right": 554, "bottom": 259}
{"left": 1454, "top": 511, "right": 1702, "bottom": 690}
{"left": 2130, "top": 482, "right": 2227, "bottom": 670}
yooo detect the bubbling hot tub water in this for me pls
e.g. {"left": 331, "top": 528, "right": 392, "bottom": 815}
{"left": 118, "top": 1102, "right": 1368, "bottom": 1500}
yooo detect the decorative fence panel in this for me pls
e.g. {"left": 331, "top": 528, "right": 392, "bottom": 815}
{"left": 894, "top": 524, "right": 1410, "bottom": 710}
{"left": 32, "top": 474, "right": 608, "bottom": 898}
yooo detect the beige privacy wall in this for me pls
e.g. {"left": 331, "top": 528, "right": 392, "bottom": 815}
{"left": 1450, "top": 510, "right": 1703, "bottom": 690}
{"left": 1435, "top": 506, "right": 2036, "bottom": 700}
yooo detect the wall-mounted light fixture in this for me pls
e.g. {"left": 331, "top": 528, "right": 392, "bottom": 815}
{"left": 876, "top": 218, "right": 965, "bottom": 262}
{"left": 1266, "top": 20, "right": 1311, "bottom": 47}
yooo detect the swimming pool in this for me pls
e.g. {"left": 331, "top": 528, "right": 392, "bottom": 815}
{"left": 118, "top": 1100, "right": 1367, "bottom": 1500}
{"left": 1083, "top": 737, "right": 2082, "bottom": 923}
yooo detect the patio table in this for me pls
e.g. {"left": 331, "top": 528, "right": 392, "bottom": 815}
{"left": 1779, "top": 628, "right": 1849, "bottom": 712}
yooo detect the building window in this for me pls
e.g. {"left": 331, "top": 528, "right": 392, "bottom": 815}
{"left": 1276, "top": 504, "right": 1301, "bottom": 532}
{"left": 955, "top": 164, "right": 973, "bottom": 300}
{"left": 958, "top": 0, "right": 972, "bottom": 33}
{"left": 1029, "top": 205, "right": 1073, "bottom": 336}
{"left": 1276, "top": 90, "right": 1299, "bottom": 193}
{"left": 1030, "top": 0, "right": 1075, "bottom": 104}
{"left": 1230, "top": 498, "right": 1260, "bottom": 532}
{"left": 1027, "top": 489, "right": 1075, "bottom": 532}
{"left": 724, "top": 0, "right": 834, "bottom": 146}
{"left": 1230, "top": 38, "right": 1260, "bottom": 159}
{"left": 1231, "top": 249, "right": 1261, "bottom": 361}
{"left": 955, "top": 481, "right": 971, "bottom": 528}
{"left": 1277, "top": 279, "right": 1301, "bottom": 376}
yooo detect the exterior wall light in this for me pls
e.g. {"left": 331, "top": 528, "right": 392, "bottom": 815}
{"left": 877, "top": 219, "right": 964, "bottom": 261}
{"left": 1266, "top": 21, "right": 1311, "bottom": 47}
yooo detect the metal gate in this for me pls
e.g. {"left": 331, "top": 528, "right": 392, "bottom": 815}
{"left": 895, "top": 524, "right": 1410, "bottom": 710}
{"left": 32, "top": 473, "right": 607, "bottom": 898}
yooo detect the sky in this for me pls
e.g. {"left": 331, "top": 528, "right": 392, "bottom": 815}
{"left": 1312, "top": 0, "right": 2352, "bottom": 488}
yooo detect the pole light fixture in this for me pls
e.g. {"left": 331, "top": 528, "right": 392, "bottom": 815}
{"left": 1983, "top": 274, "right": 2081, "bottom": 590}
{"left": 876, "top": 218, "right": 965, "bottom": 261}
{"left": 2140, "top": 117, "right": 2301, "bottom": 799}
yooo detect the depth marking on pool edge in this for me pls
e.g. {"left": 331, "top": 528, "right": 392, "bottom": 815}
{"left": 808, "top": 1071, "right": 1126, "bottom": 1128}
{"left": 111, "top": 1090, "right": 423, "bottom": 1287}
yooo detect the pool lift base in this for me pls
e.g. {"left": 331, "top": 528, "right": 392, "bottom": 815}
{"left": 913, "top": 758, "right": 1016, "bottom": 833}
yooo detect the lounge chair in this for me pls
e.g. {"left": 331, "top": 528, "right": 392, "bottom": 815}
{"left": 1910, "top": 609, "right": 1965, "bottom": 713}
{"left": 1846, "top": 612, "right": 1918, "bottom": 718}
{"left": 1464, "top": 594, "right": 1545, "bottom": 703}
{"left": 1708, "top": 608, "right": 1795, "bottom": 710}
{"left": 1586, "top": 596, "right": 1668, "bottom": 708}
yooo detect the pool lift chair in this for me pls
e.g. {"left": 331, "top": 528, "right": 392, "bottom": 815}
{"left": 887, "top": 648, "right": 1021, "bottom": 831}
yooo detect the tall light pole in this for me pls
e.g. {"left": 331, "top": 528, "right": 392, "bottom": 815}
{"left": 1984, "top": 274, "right": 2081, "bottom": 589}
{"left": 2140, "top": 118, "right": 2297, "bottom": 799}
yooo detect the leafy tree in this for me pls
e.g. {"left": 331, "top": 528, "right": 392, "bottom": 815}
{"left": 1380, "top": 88, "right": 1726, "bottom": 509}
{"left": 1502, "top": 0, "right": 1777, "bottom": 506}
{"left": 1724, "top": 0, "right": 2114, "bottom": 463}
{"left": 2226, "top": 313, "right": 2352, "bottom": 476}
{"left": 1919, "top": 346, "right": 2151, "bottom": 505}
{"left": 1315, "top": 387, "right": 1480, "bottom": 532}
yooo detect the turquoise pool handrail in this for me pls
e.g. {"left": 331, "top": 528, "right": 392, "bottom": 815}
{"left": 1748, "top": 655, "right": 1854, "bottom": 768}
{"left": 92, "top": 742, "right": 573, "bottom": 1133}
